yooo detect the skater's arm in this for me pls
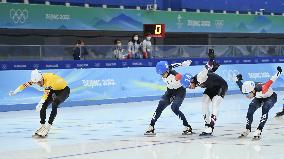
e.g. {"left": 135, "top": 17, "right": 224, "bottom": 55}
{"left": 168, "top": 70, "right": 183, "bottom": 81}
{"left": 210, "top": 61, "right": 220, "bottom": 73}
{"left": 196, "top": 60, "right": 213, "bottom": 84}
{"left": 36, "top": 87, "right": 52, "bottom": 112}
{"left": 234, "top": 74, "right": 243, "bottom": 92}
{"left": 196, "top": 68, "right": 208, "bottom": 84}
{"left": 170, "top": 60, "right": 192, "bottom": 69}
{"left": 9, "top": 81, "right": 34, "bottom": 96}
{"left": 207, "top": 49, "right": 219, "bottom": 73}
{"left": 262, "top": 66, "right": 282, "bottom": 94}
{"left": 236, "top": 80, "right": 243, "bottom": 92}
{"left": 41, "top": 88, "right": 51, "bottom": 101}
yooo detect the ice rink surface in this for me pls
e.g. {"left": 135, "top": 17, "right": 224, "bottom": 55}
{"left": 1, "top": 93, "right": 284, "bottom": 159}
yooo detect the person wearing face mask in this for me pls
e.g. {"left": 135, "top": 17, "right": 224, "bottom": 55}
{"left": 141, "top": 33, "right": 152, "bottom": 59}
{"left": 128, "top": 34, "right": 141, "bottom": 59}
{"left": 113, "top": 39, "right": 125, "bottom": 59}
{"left": 234, "top": 66, "right": 282, "bottom": 140}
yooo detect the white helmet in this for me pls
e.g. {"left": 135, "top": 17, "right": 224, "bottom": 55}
{"left": 31, "top": 69, "right": 43, "bottom": 82}
{"left": 242, "top": 81, "right": 255, "bottom": 94}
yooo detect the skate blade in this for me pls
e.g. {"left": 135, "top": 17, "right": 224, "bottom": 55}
{"left": 275, "top": 112, "right": 284, "bottom": 117}
{"left": 182, "top": 132, "right": 196, "bottom": 135}
{"left": 32, "top": 134, "right": 40, "bottom": 138}
{"left": 252, "top": 137, "right": 261, "bottom": 141}
{"left": 274, "top": 116, "right": 284, "bottom": 120}
{"left": 199, "top": 133, "right": 212, "bottom": 137}
{"left": 32, "top": 134, "right": 47, "bottom": 138}
{"left": 144, "top": 133, "right": 156, "bottom": 136}
{"left": 238, "top": 135, "right": 247, "bottom": 139}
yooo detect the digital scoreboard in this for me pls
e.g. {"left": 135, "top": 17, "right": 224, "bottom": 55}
{"left": 143, "top": 24, "right": 165, "bottom": 38}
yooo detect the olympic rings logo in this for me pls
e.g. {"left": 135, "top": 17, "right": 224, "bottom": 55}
{"left": 9, "top": 9, "right": 28, "bottom": 24}
{"left": 33, "top": 64, "right": 39, "bottom": 69}
{"left": 215, "top": 20, "right": 224, "bottom": 29}
{"left": 1, "top": 64, "right": 7, "bottom": 70}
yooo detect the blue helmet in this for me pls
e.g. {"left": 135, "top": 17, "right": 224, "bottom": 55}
{"left": 156, "top": 61, "right": 169, "bottom": 75}
{"left": 181, "top": 73, "right": 193, "bottom": 88}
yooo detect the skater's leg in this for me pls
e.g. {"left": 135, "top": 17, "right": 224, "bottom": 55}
{"left": 170, "top": 92, "right": 189, "bottom": 127}
{"left": 48, "top": 100, "right": 59, "bottom": 125}
{"left": 257, "top": 92, "right": 277, "bottom": 131}
{"left": 145, "top": 93, "right": 171, "bottom": 135}
{"left": 36, "top": 95, "right": 53, "bottom": 136}
{"left": 200, "top": 94, "right": 215, "bottom": 136}
{"left": 170, "top": 88, "right": 193, "bottom": 135}
{"left": 210, "top": 85, "right": 227, "bottom": 126}
{"left": 246, "top": 98, "right": 261, "bottom": 130}
{"left": 40, "top": 95, "right": 53, "bottom": 124}
{"left": 150, "top": 94, "right": 171, "bottom": 127}
{"left": 48, "top": 86, "right": 70, "bottom": 125}
{"left": 211, "top": 95, "right": 223, "bottom": 127}
{"left": 38, "top": 87, "right": 70, "bottom": 137}
{"left": 202, "top": 94, "right": 211, "bottom": 125}
{"left": 238, "top": 98, "right": 261, "bottom": 138}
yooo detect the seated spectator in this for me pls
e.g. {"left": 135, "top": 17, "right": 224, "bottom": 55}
{"left": 128, "top": 34, "right": 141, "bottom": 59}
{"left": 113, "top": 39, "right": 126, "bottom": 59}
{"left": 141, "top": 33, "right": 152, "bottom": 59}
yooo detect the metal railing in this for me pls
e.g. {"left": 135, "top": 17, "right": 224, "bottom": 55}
{"left": 0, "top": 45, "right": 284, "bottom": 61}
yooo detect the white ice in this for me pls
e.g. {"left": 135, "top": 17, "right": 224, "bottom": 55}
{"left": 1, "top": 93, "right": 284, "bottom": 159}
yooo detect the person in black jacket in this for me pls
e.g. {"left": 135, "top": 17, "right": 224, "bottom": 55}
{"left": 73, "top": 40, "right": 88, "bottom": 60}
{"left": 181, "top": 49, "right": 227, "bottom": 136}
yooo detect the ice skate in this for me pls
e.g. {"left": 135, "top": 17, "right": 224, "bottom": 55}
{"left": 238, "top": 129, "right": 250, "bottom": 138}
{"left": 37, "top": 124, "right": 51, "bottom": 138}
{"left": 182, "top": 126, "right": 193, "bottom": 135}
{"left": 144, "top": 125, "right": 156, "bottom": 136}
{"left": 199, "top": 124, "right": 213, "bottom": 136}
{"left": 276, "top": 110, "right": 284, "bottom": 117}
{"left": 32, "top": 124, "right": 45, "bottom": 137}
{"left": 252, "top": 129, "right": 262, "bottom": 140}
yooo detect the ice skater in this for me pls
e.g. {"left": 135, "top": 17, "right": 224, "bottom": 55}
{"left": 9, "top": 69, "right": 70, "bottom": 137}
{"left": 144, "top": 60, "right": 193, "bottom": 135}
{"left": 234, "top": 66, "right": 282, "bottom": 140}
{"left": 180, "top": 59, "right": 227, "bottom": 136}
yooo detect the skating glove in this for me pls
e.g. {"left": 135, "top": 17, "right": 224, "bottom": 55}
{"left": 8, "top": 88, "right": 21, "bottom": 96}
{"left": 271, "top": 66, "right": 282, "bottom": 82}
{"left": 181, "top": 60, "right": 192, "bottom": 67}
{"left": 236, "top": 74, "right": 243, "bottom": 81}
{"left": 208, "top": 48, "right": 215, "bottom": 59}
{"left": 9, "top": 91, "right": 16, "bottom": 96}
{"left": 232, "top": 74, "right": 243, "bottom": 82}
{"left": 277, "top": 66, "right": 282, "bottom": 75}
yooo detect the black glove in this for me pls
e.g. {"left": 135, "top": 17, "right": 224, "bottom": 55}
{"left": 236, "top": 74, "right": 243, "bottom": 81}
{"left": 208, "top": 48, "right": 215, "bottom": 59}
{"left": 277, "top": 66, "right": 282, "bottom": 73}
{"left": 211, "top": 61, "right": 220, "bottom": 72}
